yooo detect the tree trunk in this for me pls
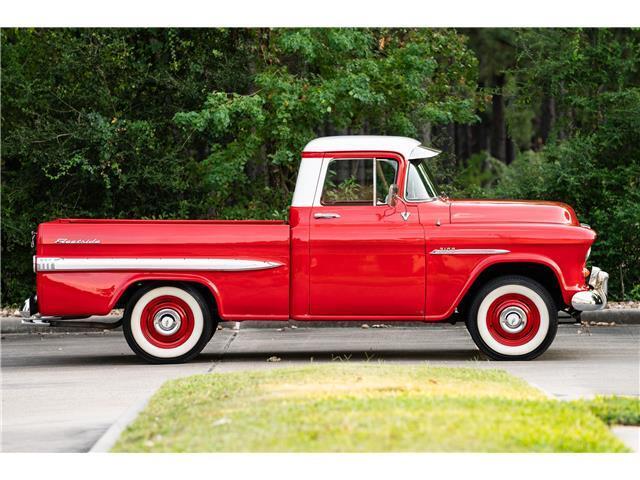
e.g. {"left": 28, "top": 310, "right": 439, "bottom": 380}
{"left": 421, "top": 122, "right": 431, "bottom": 146}
{"left": 506, "top": 138, "right": 516, "bottom": 164}
{"left": 540, "top": 95, "right": 556, "bottom": 144}
{"left": 454, "top": 123, "right": 472, "bottom": 164}
{"left": 475, "top": 115, "right": 489, "bottom": 153}
{"left": 490, "top": 74, "right": 507, "bottom": 162}
{"left": 446, "top": 123, "right": 456, "bottom": 161}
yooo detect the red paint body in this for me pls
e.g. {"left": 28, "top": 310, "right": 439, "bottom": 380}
{"left": 35, "top": 148, "right": 596, "bottom": 322}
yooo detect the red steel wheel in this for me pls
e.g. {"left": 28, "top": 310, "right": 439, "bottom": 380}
{"left": 466, "top": 275, "right": 558, "bottom": 360}
{"left": 139, "top": 295, "right": 196, "bottom": 349}
{"left": 484, "top": 293, "right": 541, "bottom": 347}
{"left": 123, "top": 285, "right": 214, "bottom": 364}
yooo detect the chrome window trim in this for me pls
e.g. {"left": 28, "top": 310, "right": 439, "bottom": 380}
{"left": 374, "top": 158, "right": 400, "bottom": 206}
{"left": 35, "top": 257, "right": 284, "bottom": 272}
{"left": 372, "top": 157, "right": 377, "bottom": 207}
{"left": 430, "top": 248, "right": 510, "bottom": 255}
{"left": 315, "top": 157, "right": 399, "bottom": 207}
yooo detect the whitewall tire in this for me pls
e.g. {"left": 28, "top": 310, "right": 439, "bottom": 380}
{"left": 466, "top": 275, "right": 558, "bottom": 360}
{"left": 123, "top": 284, "right": 214, "bottom": 364}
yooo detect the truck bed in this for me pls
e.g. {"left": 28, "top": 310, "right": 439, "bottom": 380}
{"left": 35, "top": 219, "right": 291, "bottom": 319}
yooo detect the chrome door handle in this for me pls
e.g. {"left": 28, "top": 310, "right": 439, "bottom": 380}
{"left": 314, "top": 212, "right": 341, "bottom": 219}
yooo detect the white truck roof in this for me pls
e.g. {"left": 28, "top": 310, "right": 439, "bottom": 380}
{"left": 293, "top": 136, "right": 440, "bottom": 207}
{"left": 303, "top": 135, "right": 440, "bottom": 160}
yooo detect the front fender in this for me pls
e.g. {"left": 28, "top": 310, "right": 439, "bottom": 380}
{"left": 425, "top": 252, "right": 580, "bottom": 321}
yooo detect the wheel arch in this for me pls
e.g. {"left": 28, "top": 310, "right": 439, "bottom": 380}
{"left": 113, "top": 277, "right": 221, "bottom": 322}
{"left": 456, "top": 260, "right": 565, "bottom": 318}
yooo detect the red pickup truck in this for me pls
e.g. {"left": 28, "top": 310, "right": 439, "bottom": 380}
{"left": 22, "top": 136, "right": 608, "bottom": 363}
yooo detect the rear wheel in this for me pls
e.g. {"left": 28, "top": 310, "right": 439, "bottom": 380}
{"left": 123, "top": 285, "right": 214, "bottom": 364}
{"left": 465, "top": 275, "right": 557, "bottom": 360}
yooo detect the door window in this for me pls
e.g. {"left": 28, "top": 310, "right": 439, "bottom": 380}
{"left": 375, "top": 159, "right": 398, "bottom": 205}
{"left": 321, "top": 158, "right": 398, "bottom": 206}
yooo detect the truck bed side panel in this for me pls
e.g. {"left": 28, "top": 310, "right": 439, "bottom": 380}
{"left": 36, "top": 221, "right": 290, "bottom": 319}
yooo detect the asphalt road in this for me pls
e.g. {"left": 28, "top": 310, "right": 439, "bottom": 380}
{"left": 2, "top": 323, "right": 639, "bottom": 452}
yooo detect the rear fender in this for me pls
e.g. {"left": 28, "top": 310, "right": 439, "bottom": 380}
{"left": 110, "top": 273, "right": 224, "bottom": 315}
{"left": 36, "top": 271, "right": 224, "bottom": 318}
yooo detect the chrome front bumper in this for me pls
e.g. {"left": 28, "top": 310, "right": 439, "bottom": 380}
{"left": 571, "top": 266, "right": 609, "bottom": 311}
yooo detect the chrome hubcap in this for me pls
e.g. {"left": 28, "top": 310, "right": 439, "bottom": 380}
{"left": 499, "top": 306, "right": 527, "bottom": 333}
{"left": 153, "top": 308, "right": 181, "bottom": 336}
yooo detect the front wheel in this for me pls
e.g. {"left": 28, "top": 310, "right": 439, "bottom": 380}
{"left": 465, "top": 275, "right": 558, "bottom": 360}
{"left": 123, "top": 285, "right": 215, "bottom": 364}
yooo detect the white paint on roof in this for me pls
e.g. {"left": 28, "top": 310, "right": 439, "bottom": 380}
{"left": 292, "top": 154, "right": 323, "bottom": 207}
{"left": 303, "top": 135, "right": 440, "bottom": 160}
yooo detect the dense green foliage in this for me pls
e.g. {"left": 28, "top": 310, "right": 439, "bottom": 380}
{"left": 2, "top": 28, "right": 639, "bottom": 304}
{"left": 578, "top": 395, "right": 640, "bottom": 426}
{"left": 494, "top": 30, "right": 640, "bottom": 299}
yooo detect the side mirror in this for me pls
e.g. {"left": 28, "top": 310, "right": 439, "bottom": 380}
{"left": 388, "top": 184, "right": 399, "bottom": 207}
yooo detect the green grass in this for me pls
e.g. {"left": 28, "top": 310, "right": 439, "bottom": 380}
{"left": 577, "top": 396, "right": 640, "bottom": 426}
{"left": 112, "top": 364, "right": 629, "bottom": 453}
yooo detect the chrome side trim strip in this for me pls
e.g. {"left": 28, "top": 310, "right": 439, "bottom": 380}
{"left": 430, "top": 248, "right": 510, "bottom": 255}
{"left": 35, "top": 257, "right": 284, "bottom": 272}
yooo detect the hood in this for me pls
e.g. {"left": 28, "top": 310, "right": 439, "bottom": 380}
{"left": 450, "top": 199, "right": 579, "bottom": 225}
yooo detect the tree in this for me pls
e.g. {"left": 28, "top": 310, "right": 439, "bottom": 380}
{"left": 1, "top": 29, "right": 255, "bottom": 302}
{"left": 173, "top": 28, "right": 482, "bottom": 219}
{"left": 1, "top": 28, "right": 481, "bottom": 304}
{"left": 493, "top": 29, "right": 640, "bottom": 298}
{"left": 2, "top": 28, "right": 638, "bottom": 304}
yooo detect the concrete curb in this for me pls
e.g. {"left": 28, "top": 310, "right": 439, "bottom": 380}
{"left": 2, "top": 309, "right": 639, "bottom": 335}
{"left": 89, "top": 392, "right": 153, "bottom": 453}
{"left": 580, "top": 309, "right": 640, "bottom": 324}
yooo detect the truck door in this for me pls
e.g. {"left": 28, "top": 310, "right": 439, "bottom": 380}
{"left": 309, "top": 155, "right": 425, "bottom": 317}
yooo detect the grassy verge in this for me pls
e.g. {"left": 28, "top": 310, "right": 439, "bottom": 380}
{"left": 112, "top": 364, "right": 628, "bottom": 453}
{"left": 577, "top": 396, "right": 640, "bottom": 426}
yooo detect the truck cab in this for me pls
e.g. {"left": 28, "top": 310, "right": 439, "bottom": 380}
{"left": 289, "top": 136, "right": 441, "bottom": 320}
{"left": 23, "top": 135, "right": 608, "bottom": 363}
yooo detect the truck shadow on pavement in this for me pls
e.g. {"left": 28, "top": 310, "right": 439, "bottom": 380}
{"left": 197, "top": 348, "right": 582, "bottom": 364}
{"left": 200, "top": 349, "right": 484, "bottom": 363}
{"left": 3, "top": 349, "right": 489, "bottom": 368}
{"left": 1, "top": 331, "right": 585, "bottom": 367}
{"left": 9, "top": 348, "right": 581, "bottom": 368}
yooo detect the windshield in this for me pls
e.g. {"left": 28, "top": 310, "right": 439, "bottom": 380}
{"left": 405, "top": 159, "right": 440, "bottom": 201}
